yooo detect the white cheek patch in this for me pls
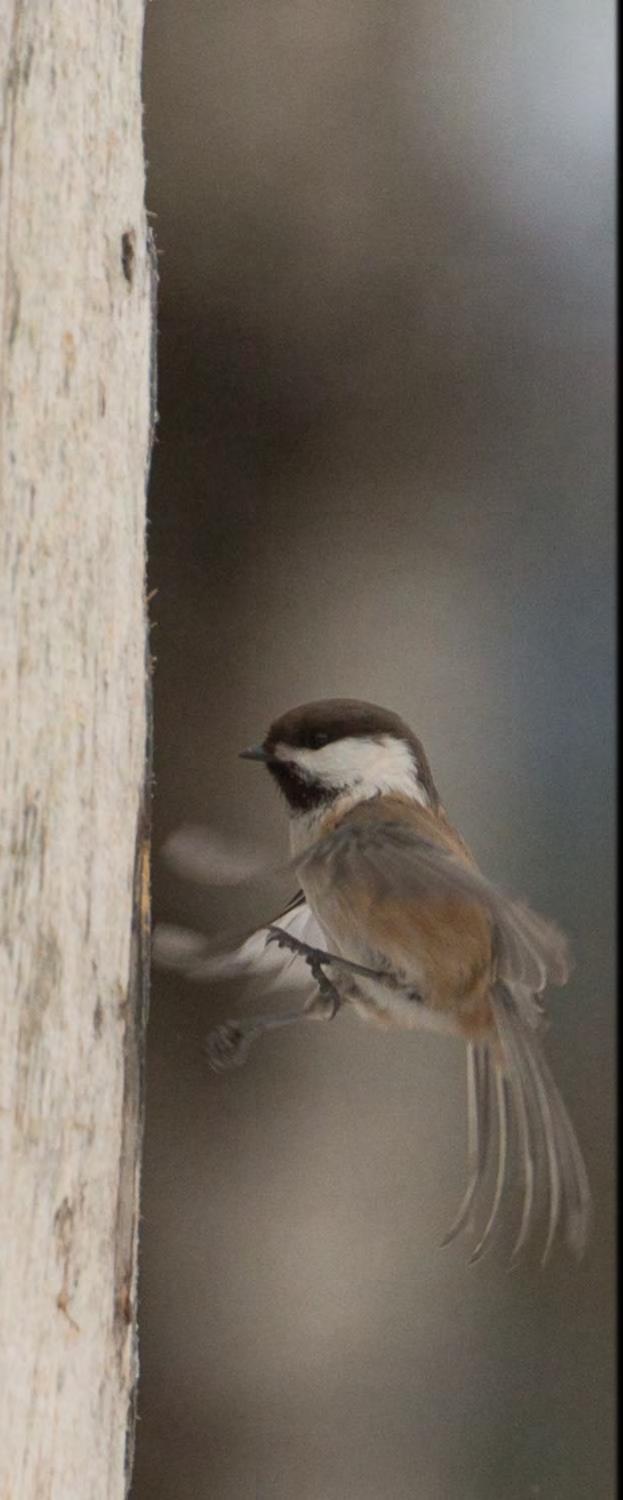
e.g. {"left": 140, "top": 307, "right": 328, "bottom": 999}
{"left": 273, "top": 734, "right": 429, "bottom": 807}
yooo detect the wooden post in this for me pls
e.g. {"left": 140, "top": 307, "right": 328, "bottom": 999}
{"left": 0, "top": 3, "right": 155, "bottom": 1494}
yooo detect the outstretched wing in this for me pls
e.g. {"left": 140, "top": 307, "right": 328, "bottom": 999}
{"left": 154, "top": 823, "right": 325, "bottom": 996}
{"left": 154, "top": 890, "right": 326, "bottom": 995}
{"left": 297, "top": 808, "right": 571, "bottom": 1023}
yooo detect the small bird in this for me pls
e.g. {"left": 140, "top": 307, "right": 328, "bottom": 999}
{"left": 158, "top": 697, "right": 591, "bottom": 1263}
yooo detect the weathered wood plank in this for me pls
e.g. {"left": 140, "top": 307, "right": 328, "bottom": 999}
{"left": 0, "top": 3, "right": 154, "bottom": 1494}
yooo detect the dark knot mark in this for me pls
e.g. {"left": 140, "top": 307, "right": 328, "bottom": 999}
{"left": 121, "top": 230, "right": 136, "bottom": 286}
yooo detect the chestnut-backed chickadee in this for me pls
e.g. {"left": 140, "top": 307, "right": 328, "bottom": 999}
{"left": 158, "top": 698, "right": 591, "bottom": 1264}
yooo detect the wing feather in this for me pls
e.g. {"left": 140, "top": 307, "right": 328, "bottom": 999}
{"left": 297, "top": 816, "right": 570, "bottom": 1020}
{"left": 153, "top": 891, "right": 324, "bottom": 995}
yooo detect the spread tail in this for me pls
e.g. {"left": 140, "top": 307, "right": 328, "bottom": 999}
{"left": 443, "top": 984, "right": 592, "bottom": 1263}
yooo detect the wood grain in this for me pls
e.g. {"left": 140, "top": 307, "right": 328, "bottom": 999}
{"left": 0, "top": 3, "right": 154, "bottom": 1494}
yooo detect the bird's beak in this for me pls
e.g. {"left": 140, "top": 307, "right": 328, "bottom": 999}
{"left": 239, "top": 744, "right": 269, "bottom": 762}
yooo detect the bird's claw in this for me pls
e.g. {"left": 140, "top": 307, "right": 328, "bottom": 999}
{"left": 311, "top": 970, "right": 341, "bottom": 1018}
{"left": 204, "top": 1022, "right": 254, "bottom": 1071}
{"left": 265, "top": 925, "right": 318, "bottom": 960}
{"left": 266, "top": 926, "right": 342, "bottom": 1016}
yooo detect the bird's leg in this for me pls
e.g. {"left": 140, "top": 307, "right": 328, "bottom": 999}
{"left": 265, "top": 925, "right": 397, "bottom": 989}
{"left": 205, "top": 996, "right": 335, "bottom": 1072}
{"left": 265, "top": 926, "right": 348, "bottom": 1017}
{"left": 205, "top": 925, "right": 407, "bottom": 1073}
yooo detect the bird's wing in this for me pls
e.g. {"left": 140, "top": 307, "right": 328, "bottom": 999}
{"left": 154, "top": 889, "right": 325, "bottom": 994}
{"left": 297, "top": 811, "right": 571, "bottom": 1021}
{"left": 160, "top": 823, "right": 287, "bottom": 886}
{"left": 154, "top": 823, "right": 324, "bottom": 994}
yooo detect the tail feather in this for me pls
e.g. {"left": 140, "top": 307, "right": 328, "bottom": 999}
{"left": 469, "top": 1067, "right": 510, "bottom": 1263}
{"left": 446, "top": 985, "right": 592, "bottom": 1262}
{"left": 441, "top": 1045, "right": 492, "bottom": 1246}
{"left": 501, "top": 1003, "right": 563, "bottom": 1264}
{"left": 494, "top": 986, "right": 592, "bottom": 1261}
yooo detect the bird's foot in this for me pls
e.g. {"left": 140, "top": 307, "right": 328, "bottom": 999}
{"left": 204, "top": 994, "right": 339, "bottom": 1072}
{"left": 204, "top": 1021, "right": 256, "bottom": 1071}
{"left": 265, "top": 926, "right": 345, "bottom": 1016}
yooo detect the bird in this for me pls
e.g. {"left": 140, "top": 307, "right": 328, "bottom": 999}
{"left": 156, "top": 697, "right": 592, "bottom": 1264}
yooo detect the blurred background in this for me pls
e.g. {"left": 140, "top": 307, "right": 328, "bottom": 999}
{"left": 136, "top": 3, "right": 615, "bottom": 1497}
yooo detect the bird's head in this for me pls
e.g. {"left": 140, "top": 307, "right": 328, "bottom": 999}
{"left": 240, "top": 698, "right": 438, "bottom": 815}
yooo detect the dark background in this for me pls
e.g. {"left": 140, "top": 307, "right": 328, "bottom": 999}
{"left": 135, "top": 3, "right": 615, "bottom": 1496}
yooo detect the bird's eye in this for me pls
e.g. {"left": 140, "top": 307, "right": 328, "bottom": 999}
{"left": 310, "top": 731, "right": 329, "bottom": 749}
